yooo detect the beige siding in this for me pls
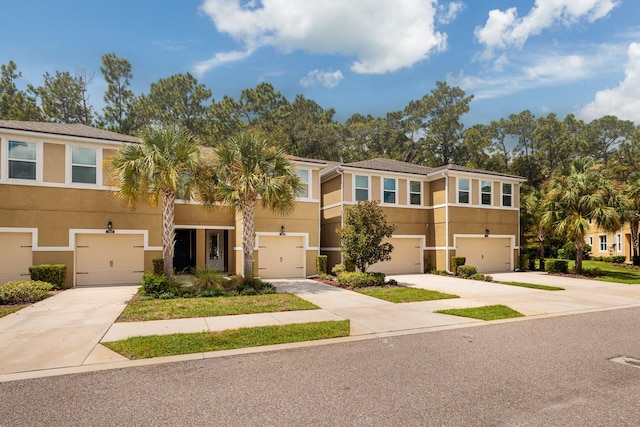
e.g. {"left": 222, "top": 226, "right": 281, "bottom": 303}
{"left": 322, "top": 175, "right": 342, "bottom": 207}
{"left": 0, "top": 232, "right": 33, "bottom": 283}
{"left": 43, "top": 143, "right": 65, "bottom": 183}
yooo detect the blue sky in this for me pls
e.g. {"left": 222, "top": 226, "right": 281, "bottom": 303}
{"left": 2, "top": 0, "right": 639, "bottom": 126}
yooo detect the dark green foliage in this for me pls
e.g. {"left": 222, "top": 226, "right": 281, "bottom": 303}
{"left": 152, "top": 259, "right": 164, "bottom": 275}
{"left": 141, "top": 273, "right": 169, "bottom": 295}
{"left": 316, "top": 256, "right": 328, "bottom": 275}
{"left": 0, "top": 280, "right": 53, "bottom": 304}
{"left": 581, "top": 267, "right": 603, "bottom": 277}
{"left": 337, "top": 201, "right": 395, "bottom": 272}
{"left": 337, "top": 271, "right": 386, "bottom": 288}
{"left": 456, "top": 265, "right": 478, "bottom": 278}
{"left": 451, "top": 256, "right": 466, "bottom": 274}
{"left": 545, "top": 259, "right": 569, "bottom": 273}
{"left": 590, "top": 255, "right": 627, "bottom": 263}
{"left": 471, "top": 273, "right": 493, "bottom": 281}
{"left": 519, "top": 254, "right": 528, "bottom": 271}
{"left": 28, "top": 264, "right": 67, "bottom": 289}
{"left": 192, "top": 268, "right": 226, "bottom": 292}
{"left": 331, "top": 264, "right": 346, "bottom": 276}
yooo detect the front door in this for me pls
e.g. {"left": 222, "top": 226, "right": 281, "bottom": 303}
{"left": 206, "top": 230, "right": 226, "bottom": 271}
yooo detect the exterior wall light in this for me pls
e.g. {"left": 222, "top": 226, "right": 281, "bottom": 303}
{"left": 485, "top": 228, "right": 490, "bottom": 238}
{"left": 280, "top": 225, "right": 286, "bottom": 236}
{"left": 106, "top": 221, "right": 115, "bottom": 234}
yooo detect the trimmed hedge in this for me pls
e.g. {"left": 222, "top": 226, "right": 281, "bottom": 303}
{"left": 0, "top": 280, "right": 53, "bottom": 305}
{"left": 590, "top": 255, "right": 627, "bottom": 264}
{"left": 141, "top": 273, "right": 169, "bottom": 295}
{"left": 451, "top": 257, "right": 466, "bottom": 275}
{"left": 456, "top": 265, "right": 478, "bottom": 278}
{"left": 316, "top": 256, "right": 328, "bottom": 275}
{"left": 544, "top": 259, "right": 568, "bottom": 273}
{"left": 29, "top": 264, "right": 67, "bottom": 289}
{"left": 152, "top": 259, "right": 164, "bottom": 275}
{"left": 337, "top": 271, "right": 385, "bottom": 288}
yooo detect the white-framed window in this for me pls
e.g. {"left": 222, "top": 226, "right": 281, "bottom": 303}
{"left": 458, "top": 178, "right": 470, "bottom": 204}
{"left": 588, "top": 236, "right": 593, "bottom": 247}
{"left": 8, "top": 140, "right": 37, "bottom": 180}
{"left": 296, "top": 169, "right": 310, "bottom": 198}
{"left": 599, "top": 235, "right": 607, "bottom": 252}
{"left": 354, "top": 175, "right": 369, "bottom": 201}
{"left": 409, "top": 180, "right": 421, "bottom": 206}
{"left": 617, "top": 233, "right": 622, "bottom": 252}
{"left": 71, "top": 146, "right": 97, "bottom": 184}
{"left": 481, "top": 180, "right": 492, "bottom": 205}
{"left": 502, "top": 183, "right": 513, "bottom": 207}
{"left": 383, "top": 178, "right": 396, "bottom": 204}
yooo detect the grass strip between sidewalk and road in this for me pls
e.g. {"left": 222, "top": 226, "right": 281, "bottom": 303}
{"left": 357, "top": 287, "right": 459, "bottom": 303}
{"left": 103, "top": 320, "right": 350, "bottom": 359}
{"left": 117, "top": 294, "right": 319, "bottom": 322}
{"left": 499, "top": 281, "right": 564, "bottom": 291}
{"left": 436, "top": 305, "right": 524, "bottom": 321}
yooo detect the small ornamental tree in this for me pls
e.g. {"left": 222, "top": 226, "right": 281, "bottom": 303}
{"left": 337, "top": 201, "right": 396, "bottom": 272}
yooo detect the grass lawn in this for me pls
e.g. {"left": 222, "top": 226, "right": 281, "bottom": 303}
{"left": 357, "top": 286, "right": 459, "bottom": 303}
{"left": 117, "top": 293, "right": 319, "bottom": 322}
{"left": 568, "top": 260, "right": 640, "bottom": 284}
{"left": 104, "top": 320, "right": 350, "bottom": 359}
{"left": 436, "top": 305, "right": 524, "bottom": 321}
{"left": 0, "top": 305, "right": 26, "bottom": 318}
{"left": 499, "top": 281, "right": 564, "bottom": 291}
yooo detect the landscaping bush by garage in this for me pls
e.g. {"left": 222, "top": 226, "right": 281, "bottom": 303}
{"left": 545, "top": 259, "right": 568, "bottom": 273}
{"left": 456, "top": 265, "right": 477, "bottom": 278}
{"left": 337, "top": 271, "right": 385, "bottom": 288}
{"left": 29, "top": 264, "right": 67, "bottom": 289}
{"left": 0, "top": 280, "right": 53, "bottom": 305}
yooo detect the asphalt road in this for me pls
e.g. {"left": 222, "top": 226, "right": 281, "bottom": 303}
{"left": 2, "top": 307, "right": 639, "bottom": 426}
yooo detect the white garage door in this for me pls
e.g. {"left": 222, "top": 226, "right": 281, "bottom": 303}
{"left": 75, "top": 234, "right": 145, "bottom": 286}
{"left": 258, "top": 235, "right": 305, "bottom": 279}
{"left": 369, "top": 237, "right": 422, "bottom": 275}
{"left": 0, "top": 232, "right": 32, "bottom": 283}
{"left": 456, "top": 237, "right": 511, "bottom": 273}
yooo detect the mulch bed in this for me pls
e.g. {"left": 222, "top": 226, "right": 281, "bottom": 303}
{"left": 312, "top": 278, "right": 401, "bottom": 291}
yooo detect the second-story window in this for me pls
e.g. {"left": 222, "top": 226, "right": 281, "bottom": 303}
{"left": 458, "top": 178, "right": 469, "bottom": 204}
{"left": 72, "top": 147, "right": 97, "bottom": 184}
{"left": 481, "top": 180, "right": 492, "bottom": 205}
{"left": 8, "top": 140, "right": 36, "bottom": 180}
{"left": 383, "top": 178, "right": 396, "bottom": 204}
{"left": 355, "top": 175, "right": 369, "bottom": 201}
{"left": 296, "top": 169, "right": 309, "bottom": 198}
{"left": 409, "top": 180, "right": 421, "bottom": 205}
{"left": 502, "top": 183, "right": 513, "bottom": 207}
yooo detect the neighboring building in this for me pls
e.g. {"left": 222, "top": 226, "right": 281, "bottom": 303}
{"left": 0, "top": 120, "right": 324, "bottom": 286}
{"left": 320, "top": 158, "right": 525, "bottom": 274}
{"left": 586, "top": 221, "right": 634, "bottom": 261}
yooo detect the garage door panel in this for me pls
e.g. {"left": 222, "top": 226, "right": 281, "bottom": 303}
{"left": 258, "top": 236, "right": 305, "bottom": 279}
{"left": 456, "top": 237, "right": 511, "bottom": 273}
{"left": 0, "top": 233, "right": 32, "bottom": 283}
{"left": 76, "top": 234, "right": 144, "bottom": 286}
{"left": 369, "top": 238, "right": 422, "bottom": 275}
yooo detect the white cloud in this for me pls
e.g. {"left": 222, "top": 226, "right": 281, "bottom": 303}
{"left": 300, "top": 69, "right": 344, "bottom": 88}
{"left": 437, "top": 1, "right": 465, "bottom": 25}
{"left": 197, "top": 0, "right": 446, "bottom": 75}
{"left": 194, "top": 49, "right": 253, "bottom": 76}
{"left": 579, "top": 42, "right": 640, "bottom": 123}
{"left": 475, "top": 0, "right": 620, "bottom": 59}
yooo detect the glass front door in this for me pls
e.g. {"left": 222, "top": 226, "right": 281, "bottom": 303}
{"left": 205, "top": 230, "right": 226, "bottom": 271}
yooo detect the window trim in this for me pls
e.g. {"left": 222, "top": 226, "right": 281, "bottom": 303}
{"left": 408, "top": 180, "right": 422, "bottom": 206}
{"left": 353, "top": 174, "right": 370, "bottom": 202}
{"left": 457, "top": 178, "right": 470, "bottom": 204}
{"left": 599, "top": 235, "right": 607, "bottom": 252}
{"left": 295, "top": 168, "right": 311, "bottom": 199}
{"left": 480, "top": 180, "right": 492, "bottom": 206}
{"left": 502, "top": 182, "right": 513, "bottom": 207}
{"left": 588, "top": 236, "right": 593, "bottom": 247}
{"left": 381, "top": 177, "right": 397, "bottom": 205}
{"left": 66, "top": 145, "right": 102, "bottom": 187}
{"left": 70, "top": 146, "right": 98, "bottom": 185}
{"left": 617, "top": 233, "right": 622, "bottom": 252}
{"left": 6, "top": 139, "right": 39, "bottom": 181}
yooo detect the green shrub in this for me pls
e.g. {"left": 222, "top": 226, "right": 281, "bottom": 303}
{"left": 331, "top": 264, "right": 346, "bottom": 276}
{"left": 456, "top": 265, "right": 478, "bottom": 278}
{"left": 192, "top": 268, "right": 226, "bottom": 292}
{"left": 152, "top": 259, "right": 164, "bottom": 275}
{"left": 451, "top": 257, "right": 466, "bottom": 275}
{"left": 141, "top": 273, "right": 169, "bottom": 295}
{"left": 545, "top": 259, "right": 568, "bottom": 273}
{"left": 581, "top": 267, "right": 603, "bottom": 277}
{"left": 338, "top": 271, "right": 385, "bottom": 288}
{"left": 528, "top": 257, "right": 536, "bottom": 270}
{"left": 611, "top": 255, "right": 627, "bottom": 264}
{"left": 316, "top": 256, "right": 328, "bottom": 275}
{"left": 28, "top": 264, "right": 67, "bottom": 289}
{"left": 0, "top": 280, "right": 53, "bottom": 305}
{"left": 386, "top": 278, "right": 398, "bottom": 286}
{"left": 519, "top": 254, "right": 528, "bottom": 271}
{"left": 471, "top": 273, "right": 493, "bottom": 281}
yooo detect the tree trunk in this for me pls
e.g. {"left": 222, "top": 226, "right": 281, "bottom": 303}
{"left": 241, "top": 198, "right": 257, "bottom": 280}
{"left": 631, "top": 218, "right": 639, "bottom": 266}
{"left": 575, "top": 239, "right": 584, "bottom": 274}
{"left": 161, "top": 189, "right": 176, "bottom": 277}
{"left": 537, "top": 233, "right": 545, "bottom": 270}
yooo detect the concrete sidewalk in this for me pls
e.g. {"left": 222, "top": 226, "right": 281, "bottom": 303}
{"left": 1, "top": 272, "right": 639, "bottom": 382}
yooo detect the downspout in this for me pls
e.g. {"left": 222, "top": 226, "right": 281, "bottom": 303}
{"left": 444, "top": 172, "right": 453, "bottom": 274}
{"left": 338, "top": 167, "right": 344, "bottom": 265}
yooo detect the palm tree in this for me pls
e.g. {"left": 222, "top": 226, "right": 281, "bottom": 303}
{"left": 625, "top": 175, "right": 640, "bottom": 265}
{"left": 522, "top": 188, "right": 552, "bottom": 269}
{"left": 541, "top": 162, "right": 628, "bottom": 273}
{"left": 196, "top": 130, "right": 302, "bottom": 279}
{"left": 108, "top": 125, "right": 201, "bottom": 276}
